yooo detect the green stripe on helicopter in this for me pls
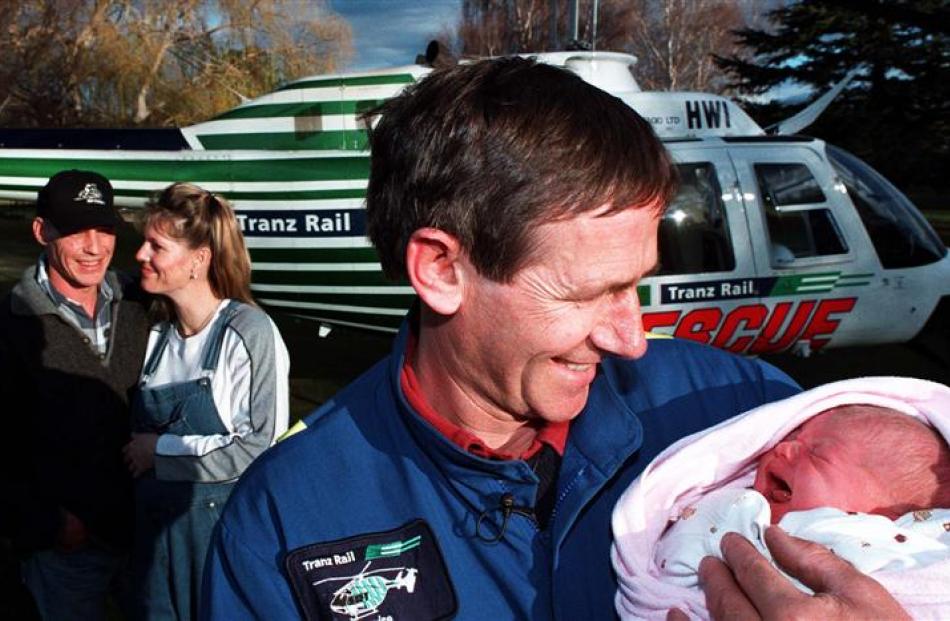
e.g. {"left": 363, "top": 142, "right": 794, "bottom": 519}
{"left": 213, "top": 99, "right": 386, "bottom": 120}
{"left": 637, "top": 285, "right": 650, "bottom": 306}
{"left": 0, "top": 156, "right": 369, "bottom": 182}
{"left": 767, "top": 272, "right": 873, "bottom": 296}
{"left": 197, "top": 130, "right": 368, "bottom": 151}
{"left": 222, "top": 188, "right": 367, "bottom": 201}
{"left": 0, "top": 184, "right": 369, "bottom": 204}
{"left": 277, "top": 73, "right": 416, "bottom": 92}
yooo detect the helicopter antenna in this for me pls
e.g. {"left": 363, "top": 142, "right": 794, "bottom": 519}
{"left": 565, "top": 0, "right": 599, "bottom": 52}
{"left": 591, "top": 0, "right": 599, "bottom": 51}
{"left": 569, "top": 0, "right": 579, "bottom": 42}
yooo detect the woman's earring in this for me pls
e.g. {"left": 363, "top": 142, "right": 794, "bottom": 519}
{"left": 190, "top": 264, "right": 198, "bottom": 280}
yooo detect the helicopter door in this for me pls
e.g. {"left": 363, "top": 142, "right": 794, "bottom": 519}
{"left": 643, "top": 144, "right": 762, "bottom": 352}
{"left": 729, "top": 143, "right": 882, "bottom": 352}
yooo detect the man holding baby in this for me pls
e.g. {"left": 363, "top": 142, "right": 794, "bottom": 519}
{"left": 202, "top": 56, "right": 908, "bottom": 620}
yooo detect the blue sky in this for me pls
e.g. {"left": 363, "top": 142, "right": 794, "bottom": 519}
{"left": 330, "top": 0, "right": 462, "bottom": 70}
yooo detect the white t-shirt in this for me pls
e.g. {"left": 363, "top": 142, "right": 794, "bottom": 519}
{"left": 141, "top": 299, "right": 290, "bottom": 481}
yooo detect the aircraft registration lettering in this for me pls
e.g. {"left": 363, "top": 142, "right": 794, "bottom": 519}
{"left": 644, "top": 297, "right": 857, "bottom": 354}
{"left": 235, "top": 209, "right": 365, "bottom": 237}
{"left": 685, "top": 99, "right": 731, "bottom": 130}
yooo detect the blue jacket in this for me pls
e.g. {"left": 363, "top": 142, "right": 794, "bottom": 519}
{"left": 202, "top": 325, "right": 798, "bottom": 620}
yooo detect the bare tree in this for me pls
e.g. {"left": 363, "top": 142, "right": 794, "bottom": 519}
{"left": 0, "top": 0, "right": 352, "bottom": 127}
{"left": 455, "top": 0, "right": 558, "bottom": 56}
{"left": 622, "top": 0, "right": 746, "bottom": 91}
{"left": 452, "top": 0, "right": 756, "bottom": 93}
{"left": 456, "top": 0, "right": 553, "bottom": 55}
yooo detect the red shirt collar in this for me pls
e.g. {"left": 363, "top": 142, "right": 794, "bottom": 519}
{"left": 400, "top": 333, "right": 568, "bottom": 461}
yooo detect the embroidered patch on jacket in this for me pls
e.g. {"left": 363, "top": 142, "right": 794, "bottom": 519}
{"left": 284, "top": 519, "right": 457, "bottom": 621}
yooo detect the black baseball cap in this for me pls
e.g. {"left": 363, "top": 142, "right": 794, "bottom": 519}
{"left": 37, "top": 170, "right": 121, "bottom": 236}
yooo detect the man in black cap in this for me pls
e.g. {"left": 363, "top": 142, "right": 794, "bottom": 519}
{"left": 0, "top": 170, "right": 150, "bottom": 620}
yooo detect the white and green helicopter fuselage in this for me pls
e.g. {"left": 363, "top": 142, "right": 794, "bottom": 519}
{"left": 1, "top": 52, "right": 946, "bottom": 355}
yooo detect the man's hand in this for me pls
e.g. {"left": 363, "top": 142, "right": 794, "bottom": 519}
{"left": 122, "top": 432, "right": 159, "bottom": 478}
{"left": 697, "top": 527, "right": 909, "bottom": 620}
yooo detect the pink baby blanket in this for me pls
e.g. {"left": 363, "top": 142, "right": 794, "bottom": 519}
{"left": 610, "top": 376, "right": 950, "bottom": 620}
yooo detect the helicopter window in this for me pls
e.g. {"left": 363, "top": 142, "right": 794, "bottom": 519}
{"left": 826, "top": 144, "right": 945, "bottom": 269}
{"left": 754, "top": 163, "right": 847, "bottom": 263}
{"left": 657, "top": 163, "right": 735, "bottom": 275}
{"left": 754, "top": 163, "right": 826, "bottom": 209}
{"left": 764, "top": 209, "right": 847, "bottom": 262}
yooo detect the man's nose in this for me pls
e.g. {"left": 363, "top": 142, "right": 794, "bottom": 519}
{"left": 82, "top": 230, "right": 102, "bottom": 253}
{"left": 589, "top": 287, "right": 647, "bottom": 359}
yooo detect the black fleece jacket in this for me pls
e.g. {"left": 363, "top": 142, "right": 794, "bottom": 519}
{"left": 0, "top": 265, "right": 150, "bottom": 552}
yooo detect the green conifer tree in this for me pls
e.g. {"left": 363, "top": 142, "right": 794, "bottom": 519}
{"left": 717, "top": 0, "right": 948, "bottom": 207}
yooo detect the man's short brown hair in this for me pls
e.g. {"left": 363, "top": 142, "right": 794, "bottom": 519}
{"left": 364, "top": 56, "right": 677, "bottom": 282}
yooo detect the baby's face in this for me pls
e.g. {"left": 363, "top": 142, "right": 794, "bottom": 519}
{"left": 753, "top": 411, "right": 890, "bottom": 523}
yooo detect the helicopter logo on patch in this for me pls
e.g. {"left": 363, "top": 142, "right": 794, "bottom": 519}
{"left": 316, "top": 561, "right": 418, "bottom": 620}
{"left": 73, "top": 183, "right": 105, "bottom": 205}
{"left": 285, "top": 520, "right": 457, "bottom": 621}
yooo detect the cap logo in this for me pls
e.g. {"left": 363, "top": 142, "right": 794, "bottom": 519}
{"left": 74, "top": 183, "right": 105, "bottom": 205}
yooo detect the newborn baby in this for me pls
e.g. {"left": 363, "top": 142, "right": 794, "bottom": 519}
{"left": 611, "top": 377, "right": 950, "bottom": 621}
{"left": 756, "top": 403, "right": 950, "bottom": 522}
{"left": 656, "top": 404, "right": 950, "bottom": 592}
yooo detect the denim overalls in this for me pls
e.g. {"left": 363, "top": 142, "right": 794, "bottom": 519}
{"left": 131, "top": 301, "right": 239, "bottom": 621}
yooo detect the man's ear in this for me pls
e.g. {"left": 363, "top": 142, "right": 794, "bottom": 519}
{"left": 32, "top": 218, "right": 48, "bottom": 246}
{"left": 405, "top": 228, "right": 465, "bottom": 316}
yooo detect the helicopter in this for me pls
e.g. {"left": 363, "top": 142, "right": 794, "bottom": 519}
{"left": 312, "top": 561, "right": 417, "bottom": 620}
{"left": 0, "top": 48, "right": 946, "bottom": 356}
